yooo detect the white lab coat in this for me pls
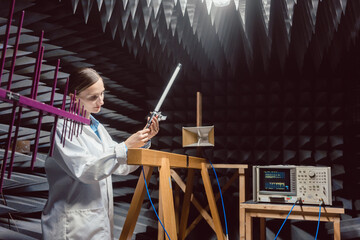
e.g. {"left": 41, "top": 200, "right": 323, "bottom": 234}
{"left": 41, "top": 118, "right": 140, "bottom": 240}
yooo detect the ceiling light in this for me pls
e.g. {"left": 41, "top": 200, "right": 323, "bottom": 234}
{"left": 212, "top": 0, "right": 231, "bottom": 7}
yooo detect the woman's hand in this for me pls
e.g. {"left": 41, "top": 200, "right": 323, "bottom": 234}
{"left": 147, "top": 116, "right": 159, "bottom": 139}
{"left": 124, "top": 129, "right": 151, "bottom": 148}
{"left": 124, "top": 116, "right": 160, "bottom": 149}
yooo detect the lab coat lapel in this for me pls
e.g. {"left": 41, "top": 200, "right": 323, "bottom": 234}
{"left": 82, "top": 125, "right": 104, "bottom": 153}
{"left": 83, "top": 123, "right": 115, "bottom": 153}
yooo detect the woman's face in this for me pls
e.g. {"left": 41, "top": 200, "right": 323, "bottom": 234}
{"left": 77, "top": 79, "right": 105, "bottom": 117}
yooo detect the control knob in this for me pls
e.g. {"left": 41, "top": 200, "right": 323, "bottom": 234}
{"left": 309, "top": 171, "right": 315, "bottom": 178}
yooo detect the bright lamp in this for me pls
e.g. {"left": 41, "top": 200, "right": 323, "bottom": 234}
{"left": 212, "top": 0, "right": 231, "bottom": 7}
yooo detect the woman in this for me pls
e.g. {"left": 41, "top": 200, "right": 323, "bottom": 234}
{"left": 41, "top": 68, "right": 159, "bottom": 239}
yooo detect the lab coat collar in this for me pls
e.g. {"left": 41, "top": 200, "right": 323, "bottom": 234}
{"left": 90, "top": 115, "right": 102, "bottom": 140}
{"left": 90, "top": 115, "right": 100, "bottom": 132}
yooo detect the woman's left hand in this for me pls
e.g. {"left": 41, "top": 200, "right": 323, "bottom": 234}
{"left": 146, "top": 116, "right": 159, "bottom": 139}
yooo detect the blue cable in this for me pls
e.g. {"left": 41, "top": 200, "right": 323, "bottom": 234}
{"left": 315, "top": 204, "right": 321, "bottom": 240}
{"left": 208, "top": 158, "right": 229, "bottom": 238}
{"left": 141, "top": 166, "right": 171, "bottom": 240}
{"left": 274, "top": 200, "right": 297, "bottom": 240}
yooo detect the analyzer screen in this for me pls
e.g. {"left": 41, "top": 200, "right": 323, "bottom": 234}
{"left": 259, "top": 168, "right": 291, "bottom": 192}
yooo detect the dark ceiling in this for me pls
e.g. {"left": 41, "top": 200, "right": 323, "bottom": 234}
{"left": 1, "top": 0, "right": 359, "bottom": 148}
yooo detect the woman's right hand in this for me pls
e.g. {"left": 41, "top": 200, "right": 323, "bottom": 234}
{"left": 124, "top": 128, "right": 151, "bottom": 148}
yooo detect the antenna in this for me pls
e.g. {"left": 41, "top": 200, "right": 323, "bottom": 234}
{"left": 145, "top": 63, "right": 182, "bottom": 128}
{"left": 0, "top": 0, "right": 90, "bottom": 191}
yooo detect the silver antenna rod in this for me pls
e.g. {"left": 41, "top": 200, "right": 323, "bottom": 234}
{"left": 146, "top": 63, "right": 182, "bottom": 128}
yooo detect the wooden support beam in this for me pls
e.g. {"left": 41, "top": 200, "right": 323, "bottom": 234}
{"left": 159, "top": 158, "right": 177, "bottom": 240}
{"left": 179, "top": 168, "right": 195, "bottom": 240}
{"left": 201, "top": 162, "right": 225, "bottom": 240}
{"left": 119, "top": 166, "right": 154, "bottom": 240}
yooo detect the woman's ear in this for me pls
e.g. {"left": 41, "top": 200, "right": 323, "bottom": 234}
{"left": 69, "top": 93, "right": 79, "bottom": 100}
{"left": 68, "top": 93, "right": 79, "bottom": 104}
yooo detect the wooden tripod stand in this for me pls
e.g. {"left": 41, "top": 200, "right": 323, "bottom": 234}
{"left": 118, "top": 148, "right": 226, "bottom": 240}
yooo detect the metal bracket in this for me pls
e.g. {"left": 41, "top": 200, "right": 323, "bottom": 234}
{"left": 6, "top": 91, "right": 20, "bottom": 101}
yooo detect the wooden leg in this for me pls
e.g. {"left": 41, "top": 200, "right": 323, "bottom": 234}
{"left": 179, "top": 168, "right": 195, "bottom": 240}
{"left": 260, "top": 218, "right": 266, "bottom": 240}
{"left": 159, "top": 158, "right": 177, "bottom": 240}
{"left": 333, "top": 218, "right": 341, "bottom": 240}
{"left": 201, "top": 163, "right": 225, "bottom": 240}
{"left": 158, "top": 170, "right": 164, "bottom": 240}
{"left": 120, "top": 166, "right": 154, "bottom": 240}
{"left": 246, "top": 213, "right": 252, "bottom": 240}
{"left": 175, "top": 183, "right": 180, "bottom": 234}
{"left": 240, "top": 209, "right": 246, "bottom": 239}
{"left": 239, "top": 168, "right": 246, "bottom": 239}
{"left": 239, "top": 205, "right": 245, "bottom": 240}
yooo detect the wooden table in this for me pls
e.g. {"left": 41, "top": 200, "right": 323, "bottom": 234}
{"left": 240, "top": 201, "right": 344, "bottom": 240}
